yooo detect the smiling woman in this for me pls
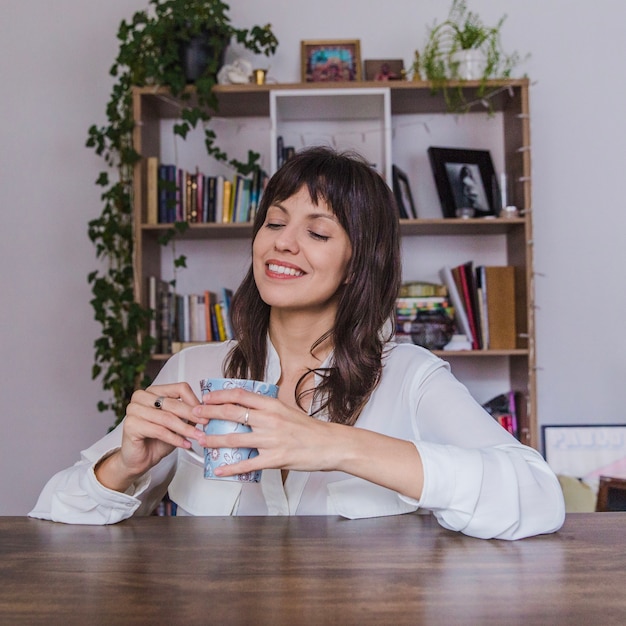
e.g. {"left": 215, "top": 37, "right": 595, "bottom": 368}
{"left": 30, "top": 147, "right": 564, "bottom": 540}
{"left": 251, "top": 186, "right": 352, "bottom": 333}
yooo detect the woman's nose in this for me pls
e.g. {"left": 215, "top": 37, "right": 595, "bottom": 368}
{"left": 273, "top": 226, "right": 299, "bottom": 252}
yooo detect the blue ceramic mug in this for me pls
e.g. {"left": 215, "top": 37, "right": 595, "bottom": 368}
{"left": 199, "top": 378, "right": 279, "bottom": 482}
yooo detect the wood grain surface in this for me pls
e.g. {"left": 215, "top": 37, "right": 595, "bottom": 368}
{"left": 1, "top": 513, "right": 625, "bottom": 625}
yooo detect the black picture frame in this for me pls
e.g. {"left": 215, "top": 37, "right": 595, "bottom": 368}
{"left": 427, "top": 147, "right": 499, "bottom": 218}
{"left": 392, "top": 165, "right": 417, "bottom": 219}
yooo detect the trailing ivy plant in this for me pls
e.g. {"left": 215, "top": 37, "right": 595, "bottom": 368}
{"left": 413, "top": 0, "right": 526, "bottom": 112}
{"left": 87, "top": 0, "right": 278, "bottom": 429}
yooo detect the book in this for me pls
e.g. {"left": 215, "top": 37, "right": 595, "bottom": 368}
{"left": 231, "top": 175, "right": 246, "bottom": 223}
{"left": 195, "top": 170, "right": 204, "bottom": 223}
{"left": 156, "top": 278, "right": 173, "bottom": 353}
{"left": 214, "top": 175, "right": 224, "bottom": 223}
{"left": 462, "top": 261, "right": 483, "bottom": 349}
{"left": 177, "top": 168, "right": 184, "bottom": 222}
{"left": 146, "top": 157, "right": 159, "bottom": 224}
{"left": 214, "top": 301, "right": 227, "bottom": 340}
{"left": 220, "top": 287, "right": 234, "bottom": 339}
{"left": 399, "top": 281, "right": 448, "bottom": 298}
{"left": 237, "top": 177, "right": 252, "bottom": 222}
{"left": 203, "top": 290, "right": 217, "bottom": 341}
{"left": 249, "top": 168, "right": 261, "bottom": 219}
{"left": 185, "top": 172, "right": 198, "bottom": 222}
{"left": 205, "top": 176, "right": 217, "bottom": 222}
{"left": 148, "top": 276, "right": 172, "bottom": 354}
{"left": 195, "top": 293, "right": 207, "bottom": 342}
{"left": 439, "top": 266, "right": 474, "bottom": 345}
{"left": 478, "top": 265, "right": 517, "bottom": 350}
{"left": 453, "top": 262, "right": 481, "bottom": 350}
{"left": 222, "top": 179, "right": 233, "bottom": 223}
{"left": 148, "top": 276, "right": 158, "bottom": 350}
{"left": 158, "top": 164, "right": 176, "bottom": 223}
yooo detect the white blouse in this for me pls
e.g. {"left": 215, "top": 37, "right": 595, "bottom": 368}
{"left": 29, "top": 341, "right": 565, "bottom": 539}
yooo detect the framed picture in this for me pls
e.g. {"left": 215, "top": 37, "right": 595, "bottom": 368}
{"left": 392, "top": 165, "right": 417, "bottom": 219}
{"left": 364, "top": 59, "right": 405, "bottom": 81}
{"left": 542, "top": 424, "right": 626, "bottom": 480}
{"left": 427, "top": 147, "right": 499, "bottom": 218}
{"left": 301, "top": 39, "right": 362, "bottom": 82}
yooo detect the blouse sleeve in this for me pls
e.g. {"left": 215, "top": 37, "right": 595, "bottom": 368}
{"left": 28, "top": 352, "right": 187, "bottom": 524}
{"left": 391, "top": 348, "right": 565, "bottom": 539}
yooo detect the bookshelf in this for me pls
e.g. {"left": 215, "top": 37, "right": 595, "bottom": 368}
{"left": 132, "top": 78, "right": 537, "bottom": 448}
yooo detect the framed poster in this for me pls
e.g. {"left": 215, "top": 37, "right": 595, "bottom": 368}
{"left": 542, "top": 424, "right": 626, "bottom": 479}
{"left": 301, "top": 39, "right": 362, "bottom": 82}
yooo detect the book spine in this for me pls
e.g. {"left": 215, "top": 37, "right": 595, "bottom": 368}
{"left": 146, "top": 157, "right": 159, "bottom": 225}
{"left": 439, "top": 266, "right": 474, "bottom": 345}
{"left": 457, "top": 264, "right": 480, "bottom": 350}
{"left": 483, "top": 265, "right": 517, "bottom": 350}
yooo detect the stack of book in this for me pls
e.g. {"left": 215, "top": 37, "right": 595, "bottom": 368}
{"left": 438, "top": 262, "right": 517, "bottom": 350}
{"left": 394, "top": 281, "right": 454, "bottom": 345}
{"left": 145, "top": 157, "right": 268, "bottom": 225}
{"left": 148, "top": 278, "right": 235, "bottom": 354}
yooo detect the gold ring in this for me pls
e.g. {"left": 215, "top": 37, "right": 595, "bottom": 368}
{"left": 243, "top": 408, "right": 250, "bottom": 426}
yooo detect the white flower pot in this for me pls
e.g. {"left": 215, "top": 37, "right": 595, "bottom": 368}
{"left": 451, "top": 49, "right": 487, "bottom": 80}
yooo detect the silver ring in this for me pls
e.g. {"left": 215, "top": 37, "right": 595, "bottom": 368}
{"left": 243, "top": 408, "right": 250, "bottom": 426}
{"left": 154, "top": 396, "right": 165, "bottom": 410}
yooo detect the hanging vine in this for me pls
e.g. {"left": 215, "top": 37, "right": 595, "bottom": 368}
{"left": 86, "top": 0, "right": 277, "bottom": 428}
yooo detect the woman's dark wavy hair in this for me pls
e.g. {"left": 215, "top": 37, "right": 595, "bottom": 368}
{"left": 224, "top": 146, "right": 401, "bottom": 426}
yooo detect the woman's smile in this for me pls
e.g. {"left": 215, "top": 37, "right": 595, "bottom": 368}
{"left": 266, "top": 261, "right": 305, "bottom": 278}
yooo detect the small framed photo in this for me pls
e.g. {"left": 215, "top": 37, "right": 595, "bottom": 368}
{"left": 301, "top": 39, "right": 362, "bottom": 82}
{"left": 427, "top": 147, "right": 499, "bottom": 218}
{"left": 364, "top": 59, "right": 405, "bottom": 81}
{"left": 392, "top": 165, "right": 417, "bottom": 219}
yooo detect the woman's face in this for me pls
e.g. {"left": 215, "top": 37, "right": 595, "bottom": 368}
{"left": 252, "top": 186, "right": 352, "bottom": 317}
{"left": 461, "top": 171, "right": 480, "bottom": 207}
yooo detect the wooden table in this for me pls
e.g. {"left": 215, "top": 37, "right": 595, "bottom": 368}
{"left": 1, "top": 513, "right": 625, "bottom": 625}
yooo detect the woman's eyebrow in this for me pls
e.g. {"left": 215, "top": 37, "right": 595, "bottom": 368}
{"left": 271, "top": 202, "right": 339, "bottom": 223}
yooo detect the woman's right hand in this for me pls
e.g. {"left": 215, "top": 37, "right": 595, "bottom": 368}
{"left": 95, "top": 383, "right": 206, "bottom": 493}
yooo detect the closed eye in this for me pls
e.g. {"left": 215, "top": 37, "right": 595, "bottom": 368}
{"left": 308, "top": 230, "right": 330, "bottom": 241}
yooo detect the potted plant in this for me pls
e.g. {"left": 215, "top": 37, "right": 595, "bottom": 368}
{"left": 414, "top": 0, "right": 524, "bottom": 109}
{"left": 86, "top": 0, "right": 278, "bottom": 428}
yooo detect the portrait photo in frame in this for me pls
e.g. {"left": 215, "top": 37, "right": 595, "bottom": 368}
{"left": 301, "top": 39, "right": 362, "bottom": 82}
{"left": 427, "top": 147, "right": 499, "bottom": 218}
{"left": 364, "top": 59, "right": 404, "bottom": 81}
{"left": 392, "top": 165, "right": 417, "bottom": 219}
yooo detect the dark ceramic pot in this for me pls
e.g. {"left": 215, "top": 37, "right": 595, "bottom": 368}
{"left": 180, "top": 33, "right": 228, "bottom": 83}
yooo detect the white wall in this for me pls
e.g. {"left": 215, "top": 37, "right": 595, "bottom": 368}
{"left": 1, "top": 0, "right": 624, "bottom": 514}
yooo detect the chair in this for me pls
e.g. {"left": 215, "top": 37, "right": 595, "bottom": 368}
{"left": 557, "top": 475, "right": 596, "bottom": 513}
{"left": 595, "top": 476, "right": 626, "bottom": 512}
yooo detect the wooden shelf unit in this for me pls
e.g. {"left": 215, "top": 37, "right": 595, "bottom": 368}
{"left": 132, "top": 78, "right": 537, "bottom": 448}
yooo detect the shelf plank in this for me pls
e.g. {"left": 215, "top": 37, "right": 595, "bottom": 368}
{"left": 152, "top": 348, "right": 529, "bottom": 361}
{"left": 141, "top": 216, "right": 527, "bottom": 240}
{"left": 133, "top": 78, "right": 529, "bottom": 119}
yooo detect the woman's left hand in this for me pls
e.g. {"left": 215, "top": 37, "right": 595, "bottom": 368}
{"left": 192, "top": 387, "right": 340, "bottom": 478}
